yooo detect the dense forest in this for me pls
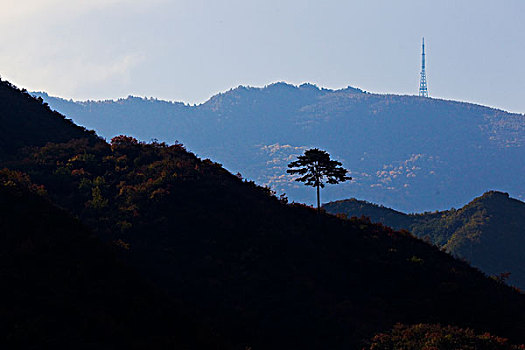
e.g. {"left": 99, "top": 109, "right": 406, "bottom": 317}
{"left": 34, "top": 82, "right": 525, "bottom": 212}
{"left": 1, "top": 79, "right": 524, "bottom": 348}
{"left": 323, "top": 192, "right": 525, "bottom": 289}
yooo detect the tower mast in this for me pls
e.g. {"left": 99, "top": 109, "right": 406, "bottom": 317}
{"left": 419, "top": 37, "right": 428, "bottom": 97}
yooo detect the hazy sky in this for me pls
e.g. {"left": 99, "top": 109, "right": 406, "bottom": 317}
{"left": 1, "top": 0, "right": 524, "bottom": 112}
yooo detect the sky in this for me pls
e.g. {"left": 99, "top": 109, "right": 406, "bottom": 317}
{"left": 0, "top": 0, "right": 524, "bottom": 113}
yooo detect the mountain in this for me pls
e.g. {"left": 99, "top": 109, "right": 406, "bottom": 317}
{"left": 322, "top": 197, "right": 413, "bottom": 229}
{"left": 0, "top": 79, "right": 518, "bottom": 348}
{"left": 323, "top": 191, "right": 525, "bottom": 289}
{"left": 33, "top": 82, "right": 525, "bottom": 212}
{"left": 0, "top": 80, "right": 99, "bottom": 159}
{"left": 0, "top": 169, "right": 220, "bottom": 349}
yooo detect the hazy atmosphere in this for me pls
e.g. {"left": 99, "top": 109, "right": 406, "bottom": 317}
{"left": 1, "top": 0, "right": 524, "bottom": 112}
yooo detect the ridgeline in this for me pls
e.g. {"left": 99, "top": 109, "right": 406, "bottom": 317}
{"left": 324, "top": 191, "right": 525, "bottom": 290}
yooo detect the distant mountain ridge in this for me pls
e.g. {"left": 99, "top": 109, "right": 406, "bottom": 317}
{"left": 323, "top": 191, "right": 525, "bottom": 289}
{"left": 33, "top": 82, "right": 525, "bottom": 212}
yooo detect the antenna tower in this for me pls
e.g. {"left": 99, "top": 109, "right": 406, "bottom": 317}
{"left": 419, "top": 37, "right": 428, "bottom": 97}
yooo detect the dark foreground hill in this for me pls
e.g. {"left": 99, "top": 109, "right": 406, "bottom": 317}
{"left": 0, "top": 81, "right": 100, "bottom": 159}
{"left": 0, "top": 169, "right": 220, "bottom": 349}
{"left": 9, "top": 137, "right": 525, "bottom": 349}
{"left": 323, "top": 191, "right": 525, "bottom": 290}
{"left": 1, "top": 78, "right": 524, "bottom": 348}
{"left": 34, "top": 82, "right": 525, "bottom": 212}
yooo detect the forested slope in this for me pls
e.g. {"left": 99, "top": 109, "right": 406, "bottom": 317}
{"left": 0, "top": 80, "right": 99, "bottom": 158}
{"left": 0, "top": 170, "right": 220, "bottom": 349}
{"left": 324, "top": 191, "right": 525, "bottom": 289}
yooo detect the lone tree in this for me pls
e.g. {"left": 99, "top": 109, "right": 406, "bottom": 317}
{"left": 287, "top": 148, "right": 351, "bottom": 213}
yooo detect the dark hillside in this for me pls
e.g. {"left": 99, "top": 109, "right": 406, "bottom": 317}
{"left": 7, "top": 136, "right": 525, "bottom": 349}
{"left": 0, "top": 170, "right": 221, "bottom": 349}
{"left": 324, "top": 192, "right": 525, "bottom": 289}
{"left": 424, "top": 192, "right": 525, "bottom": 289}
{"left": 0, "top": 79, "right": 99, "bottom": 158}
{"left": 323, "top": 198, "right": 413, "bottom": 230}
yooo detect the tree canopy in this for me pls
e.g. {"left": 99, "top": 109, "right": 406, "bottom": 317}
{"left": 287, "top": 148, "right": 351, "bottom": 212}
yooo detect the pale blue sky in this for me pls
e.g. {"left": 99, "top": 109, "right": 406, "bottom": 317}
{"left": 0, "top": 0, "right": 524, "bottom": 112}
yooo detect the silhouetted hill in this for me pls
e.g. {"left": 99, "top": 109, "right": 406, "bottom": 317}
{"left": 323, "top": 197, "right": 413, "bottom": 229}
{"left": 0, "top": 169, "right": 220, "bottom": 349}
{"left": 0, "top": 80, "right": 99, "bottom": 159}
{"left": 0, "top": 78, "right": 521, "bottom": 348}
{"left": 34, "top": 82, "right": 525, "bottom": 212}
{"left": 8, "top": 137, "right": 525, "bottom": 349}
{"left": 324, "top": 191, "right": 525, "bottom": 289}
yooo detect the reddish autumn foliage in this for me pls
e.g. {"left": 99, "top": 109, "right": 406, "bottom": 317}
{"left": 367, "top": 324, "right": 525, "bottom": 350}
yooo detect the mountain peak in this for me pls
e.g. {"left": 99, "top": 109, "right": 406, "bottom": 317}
{"left": 477, "top": 190, "right": 510, "bottom": 201}
{"left": 462, "top": 191, "right": 517, "bottom": 211}
{"left": 208, "top": 81, "right": 363, "bottom": 100}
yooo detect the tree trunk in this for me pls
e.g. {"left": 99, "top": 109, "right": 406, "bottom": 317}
{"left": 316, "top": 182, "right": 320, "bottom": 214}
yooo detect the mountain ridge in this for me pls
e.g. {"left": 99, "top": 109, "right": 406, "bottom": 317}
{"left": 33, "top": 81, "right": 367, "bottom": 106}
{"left": 33, "top": 81, "right": 525, "bottom": 212}
{"left": 33, "top": 81, "right": 522, "bottom": 115}
{"left": 323, "top": 190, "right": 525, "bottom": 289}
